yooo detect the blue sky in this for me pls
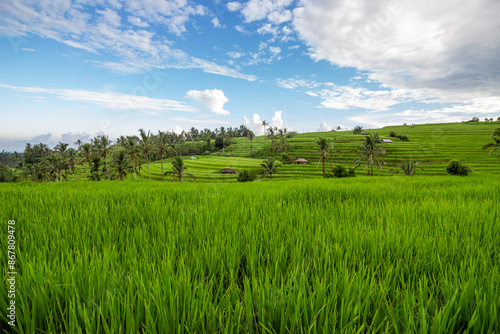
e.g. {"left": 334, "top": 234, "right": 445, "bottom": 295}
{"left": 1, "top": 0, "right": 499, "bottom": 151}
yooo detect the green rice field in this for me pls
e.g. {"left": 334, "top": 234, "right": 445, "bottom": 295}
{"left": 1, "top": 175, "right": 499, "bottom": 333}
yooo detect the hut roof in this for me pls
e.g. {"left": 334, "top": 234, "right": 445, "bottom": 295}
{"left": 219, "top": 168, "right": 238, "bottom": 174}
{"left": 295, "top": 158, "right": 308, "bottom": 163}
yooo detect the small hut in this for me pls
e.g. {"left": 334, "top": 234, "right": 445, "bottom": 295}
{"left": 295, "top": 158, "right": 308, "bottom": 165}
{"left": 381, "top": 139, "right": 393, "bottom": 144}
{"left": 219, "top": 168, "right": 238, "bottom": 174}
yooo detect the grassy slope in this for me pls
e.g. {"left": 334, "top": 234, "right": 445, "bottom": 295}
{"left": 63, "top": 122, "right": 499, "bottom": 182}
{"left": 148, "top": 122, "right": 500, "bottom": 182}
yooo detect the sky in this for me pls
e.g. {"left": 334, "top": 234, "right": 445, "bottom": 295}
{"left": 1, "top": 0, "right": 499, "bottom": 151}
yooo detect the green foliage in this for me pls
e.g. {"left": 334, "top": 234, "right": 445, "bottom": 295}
{"left": 237, "top": 169, "right": 257, "bottom": 182}
{"left": 482, "top": 128, "right": 500, "bottom": 157}
{"left": 353, "top": 125, "right": 364, "bottom": 134}
{"left": 260, "top": 157, "right": 280, "bottom": 180}
{"left": 397, "top": 135, "right": 409, "bottom": 141}
{"left": 327, "top": 165, "right": 356, "bottom": 178}
{"left": 1, "top": 177, "right": 499, "bottom": 332}
{"left": 446, "top": 159, "right": 473, "bottom": 176}
{"left": 214, "top": 137, "right": 224, "bottom": 150}
{"left": 389, "top": 131, "right": 397, "bottom": 137}
{"left": 397, "top": 161, "right": 421, "bottom": 176}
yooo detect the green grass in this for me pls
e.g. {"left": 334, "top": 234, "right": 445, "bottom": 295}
{"left": 1, "top": 175, "right": 499, "bottom": 332}
{"left": 149, "top": 122, "right": 500, "bottom": 181}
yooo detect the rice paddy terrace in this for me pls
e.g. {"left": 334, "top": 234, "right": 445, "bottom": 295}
{"left": 143, "top": 122, "right": 499, "bottom": 182}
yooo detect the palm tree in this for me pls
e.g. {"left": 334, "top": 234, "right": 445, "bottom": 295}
{"left": 80, "top": 143, "right": 93, "bottom": 173}
{"left": 109, "top": 150, "right": 132, "bottom": 181}
{"left": 156, "top": 131, "right": 177, "bottom": 181}
{"left": 247, "top": 131, "right": 255, "bottom": 154}
{"left": 165, "top": 156, "right": 195, "bottom": 182}
{"left": 260, "top": 157, "right": 280, "bottom": 180}
{"left": 125, "top": 136, "right": 140, "bottom": 180}
{"left": 398, "top": 161, "right": 421, "bottom": 176}
{"left": 65, "top": 148, "right": 79, "bottom": 181}
{"left": 353, "top": 134, "right": 387, "bottom": 176}
{"left": 315, "top": 136, "right": 333, "bottom": 178}
{"left": 139, "top": 128, "right": 153, "bottom": 181}
{"left": 262, "top": 120, "right": 269, "bottom": 139}
{"left": 45, "top": 154, "right": 63, "bottom": 182}
{"left": 74, "top": 139, "right": 83, "bottom": 150}
{"left": 267, "top": 127, "right": 277, "bottom": 152}
{"left": 482, "top": 128, "right": 500, "bottom": 157}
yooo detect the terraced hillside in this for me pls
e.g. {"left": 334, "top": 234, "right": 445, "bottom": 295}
{"left": 140, "top": 122, "right": 499, "bottom": 182}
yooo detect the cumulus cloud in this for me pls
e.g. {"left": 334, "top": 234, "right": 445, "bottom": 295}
{"left": 293, "top": 0, "right": 500, "bottom": 96}
{"left": 243, "top": 115, "right": 250, "bottom": 125}
{"left": 319, "top": 121, "right": 332, "bottom": 131}
{"left": 271, "top": 110, "right": 284, "bottom": 128}
{"left": 211, "top": 17, "right": 221, "bottom": 28}
{"left": 227, "top": 2, "right": 243, "bottom": 12}
{"left": 172, "top": 125, "right": 184, "bottom": 135}
{"left": 185, "top": 89, "right": 230, "bottom": 115}
{"left": 240, "top": 0, "right": 294, "bottom": 23}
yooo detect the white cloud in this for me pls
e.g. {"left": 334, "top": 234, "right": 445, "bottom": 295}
{"left": 20, "top": 47, "right": 36, "bottom": 52}
{"left": 250, "top": 113, "right": 265, "bottom": 135}
{"left": 271, "top": 110, "right": 284, "bottom": 128}
{"left": 269, "top": 46, "right": 281, "bottom": 54}
{"left": 127, "top": 16, "right": 149, "bottom": 28}
{"left": 185, "top": 89, "right": 230, "bottom": 115}
{"left": 226, "top": 51, "right": 244, "bottom": 59}
{"left": 0, "top": 1, "right": 257, "bottom": 81}
{"left": 243, "top": 115, "right": 250, "bottom": 125}
{"left": 211, "top": 17, "right": 221, "bottom": 28}
{"left": 0, "top": 83, "right": 197, "bottom": 113}
{"left": 96, "top": 8, "right": 121, "bottom": 28}
{"left": 319, "top": 121, "right": 332, "bottom": 131}
{"left": 227, "top": 2, "right": 243, "bottom": 12}
{"left": 240, "top": 0, "right": 294, "bottom": 23}
{"left": 293, "top": 0, "right": 500, "bottom": 97}
{"left": 172, "top": 125, "right": 184, "bottom": 135}
{"left": 276, "top": 78, "right": 320, "bottom": 89}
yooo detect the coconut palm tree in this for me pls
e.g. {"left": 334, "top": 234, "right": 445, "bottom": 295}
{"left": 65, "top": 148, "right": 79, "bottom": 181}
{"left": 260, "top": 157, "right": 280, "bottom": 180}
{"left": 315, "top": 136, "right": 333, "bottom": 178}
{"left": 74, "top": 139, "right": 83, "bottom": 150}
{"left": 482, "top": 128, "right": 500, "bottom": 157}
{"left": 139, "top": 128, "right": 153, "bottom": 181}
{"left": 125, "top": 136, "right": 140, "bottom": 180}
{"left": 353, "top": 134, "right": 387, "bottom": 176}
{"left": 247, "top": 131, "right": 255, "bottom": 154}
{"left": 261, "top": 120, "right": 269, "bottom": 139}
{"left": 155, "top": 131, "right": 176, "bottom": 182}
{"left": 165, "top": 156, "right": 195, "bottom": 182}
{"left": 80, "top": 143, "right": 93, "bottom": 173}
{"left": 109, "top": 150, "right": 132, "bottom": 180}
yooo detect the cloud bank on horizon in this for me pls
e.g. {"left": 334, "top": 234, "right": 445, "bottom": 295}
{"left": 0, "top": 0, "right": 499, "bottom": 151}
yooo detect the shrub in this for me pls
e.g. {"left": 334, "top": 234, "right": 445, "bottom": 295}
{"left": 214, "top": 138, "right": 224, "bottom": 150}
{"left": 327, "top": 165, "right": 356, "bottom": 178}
{"left": 446, "top": 159, "right": 473, "bottom": 176}
{"left": 397, "top": 135, "right": 409, "bottom": 141}
{"left": 389, "top": 131, "right": 397, "bottom": 137}
{"left": 353, "top": 126, "right": 364, "bottom": 134}
{"left": 237, "top": 170, "right": 257, "bottom": 182}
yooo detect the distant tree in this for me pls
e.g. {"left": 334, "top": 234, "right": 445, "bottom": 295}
{"left": 80, "top": 143, "right": 93, "bottom": 172}
{"left": 156, "top": 130, "right": 176, "bottom": 182}
{"left": 315, "top": 136, "right": 333, "bottom": 178}
{"left": 65, "top": 148, "right": 78, "bottom": 181}
{"left": 353, "top": 125, "right": 364, "bottom": 134}
{"left": 353, "top": 134, "right": 387, "bottom": 176}
{"left": 109, "top": 150, "right": 132, "bottom": 181}
{"left": 247, "top": 131, "right": 255, "bottom": 154}
{"left": 74, "top": 139, "right": 83, "bottom": 150}
{"left": 497, "top": 117, "right": 500, "bottom": 122}
{"left": 165, "top": 156, "right": 195, "bottom": 182}
{"left": 482, "top": 128, "right": 500, "bottom": 158}
{"left": 389, "top": 131, "right": 397, "bottom": 137}
{"left": 261, "top": 120, "right": 269, "bottom": 139}
{"left": 267, "top": 127, "right": 277, "bottom": 152}
{"left": 138, "top": 128, "right": 153, "bottom": 181}
{"left": 125, "top": 136, "right": 140, "bottom": 180}
{"left": 260, "top": 157, "right": 280, "bottom": 180}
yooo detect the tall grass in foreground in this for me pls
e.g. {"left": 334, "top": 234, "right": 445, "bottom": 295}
{"left": 1, "top": 176, "right": 499, "bottom": 333}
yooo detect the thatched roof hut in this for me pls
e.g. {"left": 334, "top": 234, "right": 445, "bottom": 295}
{"left": 219, "top": 168, "right": 238, "bottom": 174}
{"left": 295, "top": 158, "right": 308, "bottom": 165}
